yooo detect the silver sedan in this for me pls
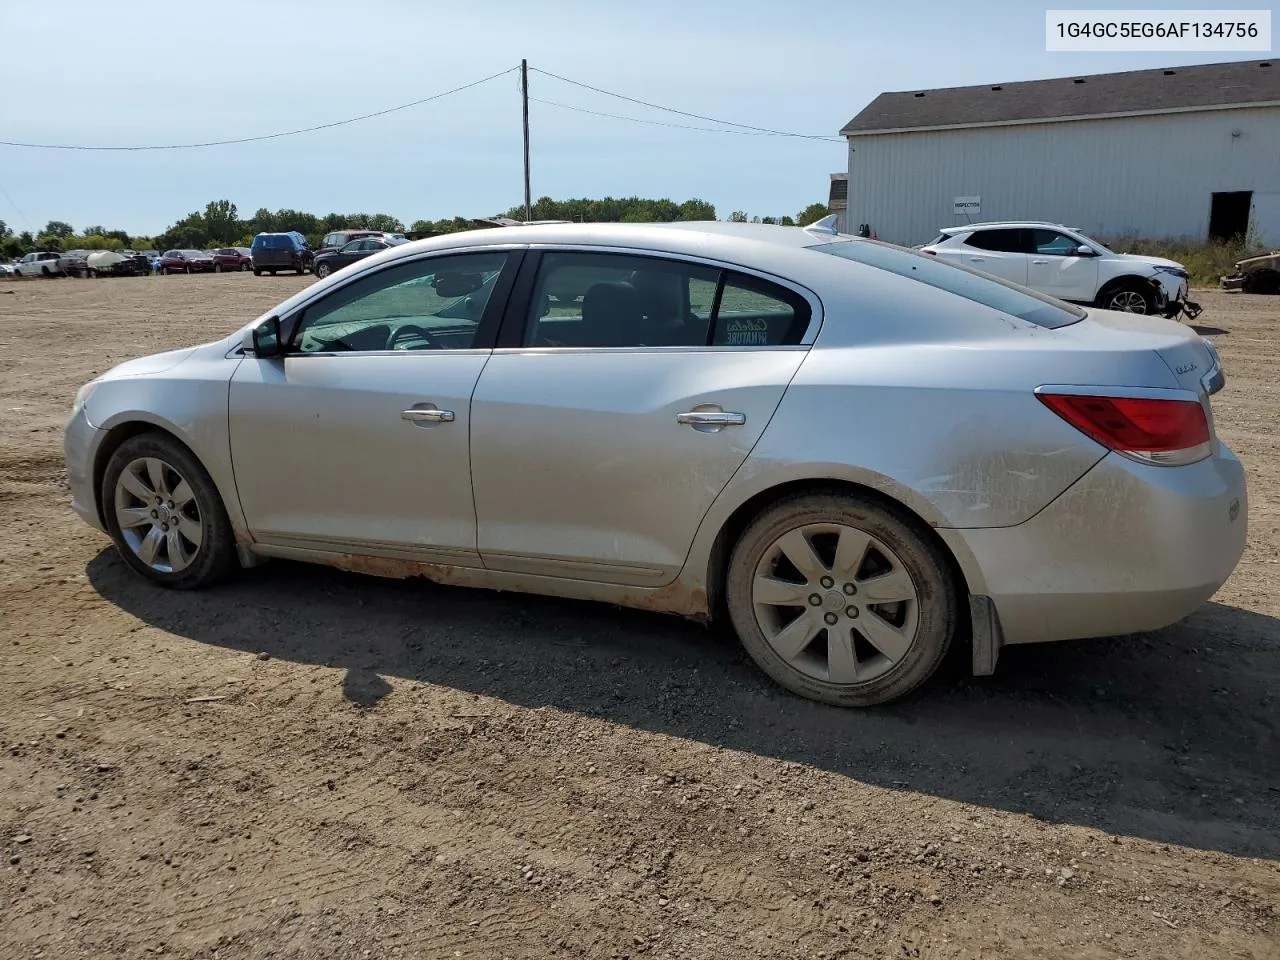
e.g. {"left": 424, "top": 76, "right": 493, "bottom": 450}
{"left": 64, "top": 221, "right": 1247, "bottom": 706}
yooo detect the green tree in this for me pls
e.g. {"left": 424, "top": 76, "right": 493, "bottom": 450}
{"left": 728, "top": 210, "right": 748, "bottom": 223}
{"left": 44, "top": 220, "right": 74, "bottom": 238}
{"left": 35, "top": 233, "right": 64, "bottom": 251}
{"left": 1, "top": 236, "right": 23, "bottom": 259}
{"left": 796, "top": 203, "right": 829, "bottom": 226}
{"left": 203, "top": 200, "right": 239, "bottom": 243}
{"left": 0, "top": 219, "right": 10, "bottom": 238}
{"left": 779, "top": 215, "right": 796, "bottom": 226}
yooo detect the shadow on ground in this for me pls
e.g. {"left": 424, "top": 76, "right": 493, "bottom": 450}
{"left": 88, "top": 549, "right": 1279, "bottom": 860}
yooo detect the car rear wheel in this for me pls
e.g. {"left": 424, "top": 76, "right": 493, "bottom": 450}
{"left": 315, "top": 262, "right": 331, "bottom": 279}
{"left": 725, "top": 492, "right": 957, "bottom": 707}
{"left": 102, "top": 433, "right": 238, "bottom": 590}
{"left": 213, "top": 263, "right": 223, "bottom": 273}
{"left": 1100, "top": 283, "right": 1154, "bottom": 314}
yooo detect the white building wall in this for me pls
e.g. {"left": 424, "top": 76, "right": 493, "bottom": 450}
{"left": 845, "top": 106, "right": 1280, "bottom": 246}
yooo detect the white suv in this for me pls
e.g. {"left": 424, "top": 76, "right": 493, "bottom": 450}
{"left": 920, "top": 222, "right": 1199, "bottom": 319}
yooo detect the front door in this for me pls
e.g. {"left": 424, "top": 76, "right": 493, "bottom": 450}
{"left": 228, "top": 249, "right": 518, "bottom": 563}
{"left": 469, "top": 250, "right": 814, "bottom": 585}
{"left": 1026, "top": 229, "right": 1099, "bottom": 302}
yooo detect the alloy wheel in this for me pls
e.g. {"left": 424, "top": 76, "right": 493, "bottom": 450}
{"left": 1108, "top": 290, "right": 1148, "bottom": 313}
{"left": 113, "top": 457, "right": 203, "bottom": 573}
{"left": 752, "top": 522, "right": 919, "bottom": 684}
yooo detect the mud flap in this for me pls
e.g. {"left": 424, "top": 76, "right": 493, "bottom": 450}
{"left": 969, "top": 595, "right": 1004, "bottom": 676}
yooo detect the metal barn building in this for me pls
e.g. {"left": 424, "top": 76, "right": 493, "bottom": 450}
{"left": 839, "top": 59, "right": 1280, "bottom": 247}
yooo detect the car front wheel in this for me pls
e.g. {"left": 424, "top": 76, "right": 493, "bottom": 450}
{"left": 725, "top": 491, "right": 956, "bottom": 707}
{"left": 1100, "top": 283, "right": 1154, "bottom": 314}
{"left": 315, "top": 262, "right": 331, "bottom": 279}
{"left": 102, "top": 433, "right": 238, "bottom": 589}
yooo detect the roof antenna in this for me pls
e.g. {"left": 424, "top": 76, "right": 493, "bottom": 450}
{"left": 803, "top": 214, "right": 840, "bottom": 237}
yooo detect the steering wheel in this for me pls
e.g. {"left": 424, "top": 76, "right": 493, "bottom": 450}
{"left": 386, "top": 324, "right": 440, "bottom": 351}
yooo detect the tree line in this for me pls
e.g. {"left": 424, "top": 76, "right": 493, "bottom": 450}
{"left": 0, "top": 197, "right": 831, "bottom": 258}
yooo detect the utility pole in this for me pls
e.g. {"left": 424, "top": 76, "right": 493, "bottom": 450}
{"left": 521, "top": 59, "right": 532, "bottom": 223}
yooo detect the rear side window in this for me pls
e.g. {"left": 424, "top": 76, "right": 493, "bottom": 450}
{"left": 522, "top": 251, "right": 811, "bottom": 348}
{"left": 963, "top": 229, "right": 1026, "bottom": 252}
{"left": 811, "top": 240, "right": 1085, "bottom": 329}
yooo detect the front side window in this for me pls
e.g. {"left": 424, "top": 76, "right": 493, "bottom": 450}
{"left": 290, "top": 252, "right": 510, "bottom": 353}
{"left": 523, "top": 251, "right": 811, "bottom": 348}
{"left": 811, "top": 240, "right": 1085, "bottom": 329}
{"left": 1029, "top": 230, "right": 1080, "bottom": 256}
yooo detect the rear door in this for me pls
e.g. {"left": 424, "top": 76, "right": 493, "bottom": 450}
{"left": 468, "top": 249, "right": 816, "bottom": 585}
{"left": 955, "top": 228, "right": 1029, "bottom": 284}
{"left": 1027, "top": 229, "right": 1099, "bottom": 302}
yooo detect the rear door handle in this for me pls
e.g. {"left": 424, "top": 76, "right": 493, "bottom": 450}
{"left": 967, "top": 256, "right": 986, "bottom": 262}
{"left": 401, "top": 405, "right": 455, "bottom": 424}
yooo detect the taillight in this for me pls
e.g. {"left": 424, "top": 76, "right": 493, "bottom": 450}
{"left": 1037, "top": 392, "right": 1211, "bottom": 466}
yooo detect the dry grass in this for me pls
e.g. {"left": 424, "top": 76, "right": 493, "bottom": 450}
{"left": 1102, "top": 235, "right": 1272, "bottom": 287}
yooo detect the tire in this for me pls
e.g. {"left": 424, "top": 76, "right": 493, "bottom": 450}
{"left": 1098, "top": 282, "right": 1154, "bottom": 314}
{"left": 725, "top": 491, "right": 957, "bottom": 707}
{"left": 185, "top": 265, "right": 191, "bottom": 275}
{"left": 87, "top": 268, "right": 98, "bottom": 278}
{"left": 295, "top": 263, "right": 304, "bottom": 275}
{"left": 101, "top": 432, "right": 238, "bottom": 590}
{"left": 269, "top": 269, "right": 277, "bottom": 276}
{"left": 1242, "top": 269, "right": 1280, "bottom": 295}
{"left": 41, "top": 266, "right": 51, "bottom": 277}
{"left": 214, "top": 263, "right": 223, "bottom": 273}
{"left": 161, "top": 266, "right": 169, "bottom": 275}
{"left": 240, "top": 261, "right": 250, "bottom": 272}
{"left": 315, "top": 262, "right": 331, "bottom": 279}
{"left": 253, "top": 268, "right": 262, "bottom": 276}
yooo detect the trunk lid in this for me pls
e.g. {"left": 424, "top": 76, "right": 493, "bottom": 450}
{"left": 1059, "top": 308, "right": 1219, "bottom": 395}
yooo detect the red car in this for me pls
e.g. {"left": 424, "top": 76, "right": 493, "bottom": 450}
{"left": 159, "top": 249, "right": 216, "bottom": 275}
{"left": 211, "top": 247, "right": 253, "bottom": 272}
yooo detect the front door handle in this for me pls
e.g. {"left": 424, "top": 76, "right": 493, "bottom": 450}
{"left": 401, "top": 406, "right": 455, "bottom": 424}
{"left": 1032, "top": 259, "right": 1050, "bottom": 264}
{"left": 967, "top": 256, "right": 986, "bottom": 262}
{"left": 676, "top": 409, "right": 746, "bottom": 432}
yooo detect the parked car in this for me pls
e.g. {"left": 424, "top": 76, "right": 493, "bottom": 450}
{"left": 251, "top": 232, "right": 311, "bottom": 276}
{"left": 1221, "top": 250, "right": 1280, "bottom": 294}
{"left": 312, "top": 235, "right": 408, "bottom": 278}
{"left": 211, "top": 247, "right": 253, "bottom": 272}
{"left": 920, "top": 222, "right": 1200, "bottom": 319}
{"left": 57, "top": 250, "right": 91, "bottom": 277}
{"left": 86, "top": 251, "right": 151, "bottom": 278}
{"left": 63, "top": 221, "right": 1246, "bottom": 707}
{"left": 159, "top": 249, "right": 216, "bottom": 274}
{"left": 315, "top": 229, "right": 387, "bottom": 260}
{"left": 14, "top": 251, "right": 65, "bottom": 277}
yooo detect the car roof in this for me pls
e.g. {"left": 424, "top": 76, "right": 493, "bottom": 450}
{"left": 939, "top": 221, "right": 1081, "bottom": 235}
{"left": 262, "top": 221, "right": 860, "bottom": 322}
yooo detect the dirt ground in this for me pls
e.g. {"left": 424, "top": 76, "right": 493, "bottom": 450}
{"left": 1, "top": 274, "right": 1277, "bottom": 960}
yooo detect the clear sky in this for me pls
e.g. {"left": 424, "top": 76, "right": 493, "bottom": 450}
{"left": 0, "top": 0, "right": 1269, "bottom": 236}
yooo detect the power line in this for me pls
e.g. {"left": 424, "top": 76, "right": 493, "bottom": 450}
{"left": 0, "top": 181, "right": 32, "bottom": 232}
{"left": 531, "top": 97, "right": 782, "bottom": 136}
{"left": 529, "top": 66, "right": 843, "bottom": 142}
{"left": 0, "top": 66, "right": 519, "bottom": 151}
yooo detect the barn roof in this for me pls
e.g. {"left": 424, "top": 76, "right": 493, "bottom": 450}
{"left": 842, "top": 59, "right": 1280, "bottom": 136}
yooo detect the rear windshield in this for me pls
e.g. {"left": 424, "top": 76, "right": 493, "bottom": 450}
{"left": 810, "top": 240, "right": 1086, "bottom": 329}
{"left": 253, "top": 235, "right": 295, "bottom": 250}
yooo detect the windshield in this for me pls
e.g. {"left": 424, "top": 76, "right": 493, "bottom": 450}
{"left": 181, "top": 249, "right": 206, "bottom": 257}
{"left": 811, "top": 240, "right": 1085, "bottom": 329}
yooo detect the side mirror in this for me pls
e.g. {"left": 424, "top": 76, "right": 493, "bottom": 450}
{"left": 249, "top": 316, "right": 283, "bottom": 358}
{"left": 1075, "top": 245, "right": 1095, "bottom": 257}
